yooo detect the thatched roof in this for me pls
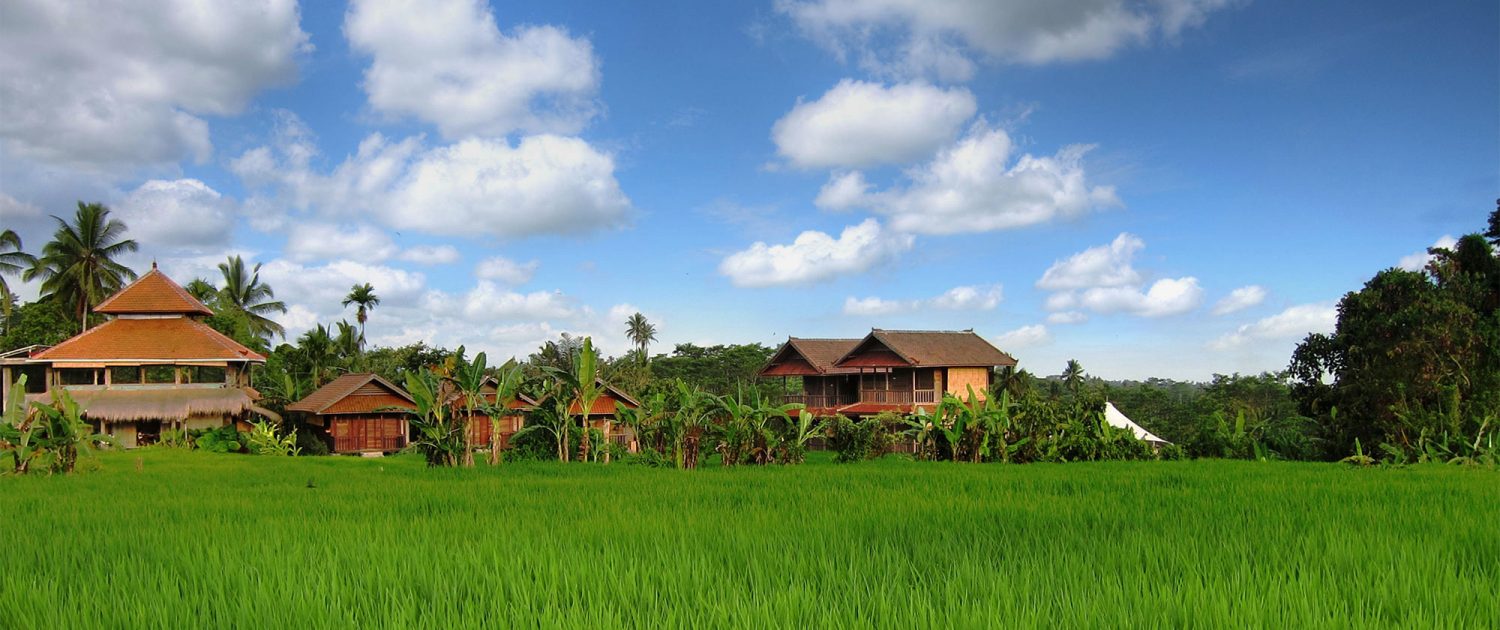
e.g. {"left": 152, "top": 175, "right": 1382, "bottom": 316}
{"left": 28, "top": 387, "right": 260, "bottom": 422}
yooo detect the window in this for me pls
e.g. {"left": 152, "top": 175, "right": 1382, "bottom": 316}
{"left": 110, "top": 366, "right": 141, "bottom": 384}
{"left": 144, "top": 365, "right": 176, "bottom": 384}
{"left": 58, "top": 368, "right": 96, "bottom": 385}
{"left": 184, "top": 366, "right": 226, "bottom": 384}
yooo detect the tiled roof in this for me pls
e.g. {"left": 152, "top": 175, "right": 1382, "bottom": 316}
{"left": 288, "top": 373, "right": 413, "bottom": 414}
{"left": 93, "top": 267, "right": 214, "bottom": 315}
{"left": 761, "top": 338, "right": 861, "bottom": 376}
{"left": 32, "top": 317, "right": 265, "bottom": 362}
{"left": 835, "top": 330, "right": 1016, "bottom": 368}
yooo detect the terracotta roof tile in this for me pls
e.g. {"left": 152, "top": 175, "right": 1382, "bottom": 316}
{"left": 32, "top": 317, "right": 266, "bottom": 362}
{"left": 93, "top": 267, "right": 214, "bottom": 315}
{"left": 287, "top": 373, "right": 413, "bottom": 414}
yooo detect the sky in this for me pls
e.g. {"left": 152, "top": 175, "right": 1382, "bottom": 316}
{"left": 1, "top": 0, "right": 1495, "bottom": 380}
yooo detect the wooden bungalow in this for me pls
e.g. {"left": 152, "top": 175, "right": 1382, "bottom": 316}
{"left": 0, "top": 265, "right": 270, "bottom": 447}
{"left": 534, "top": 379, "right": 642, "bottom": 452}
{"left": 463, "top": 376, "right": 539, "bottom": 450}
{"left": 760, "top": 329, "right": 1017, "bottom": 418}
{"left": 287, "top": 373, "right": 414, "bottom": 454}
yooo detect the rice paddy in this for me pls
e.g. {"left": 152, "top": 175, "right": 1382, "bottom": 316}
{"left": 2, "top": 451, "right": 1496, "bottom": 627}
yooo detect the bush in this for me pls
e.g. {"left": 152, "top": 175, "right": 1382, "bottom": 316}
{"left": 505, "top": 424, "right": 556, "bottom": 462}
{"left": 827, "top": 415, "right": 894, "bottom": 463}
{"left": 293, "top": 422, "right": 330, "bottom": 456}
{"left": 622, "top": 447, "right": 668, "bottom": 467}
{"left": 246, "top": 421, "right": 300, "bottom": 457}
{"left": 192, "top": 425, "right": 244, "bottom": 454}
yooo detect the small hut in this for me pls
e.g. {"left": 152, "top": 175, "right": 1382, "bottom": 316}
{"left": 288, "top": 373, "right": 414, "bottom": 454}
{"left": 463, "top": 376, "right": 539, "bottom": 450}
{"left": 539, "top": 379, "right": 641, "bottom": 452}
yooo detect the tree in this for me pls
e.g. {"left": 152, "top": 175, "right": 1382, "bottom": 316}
{"left": 23, "top": 202, "right": 138, "bottom": 333}
{"left": 1486, "top": 198, "right": 1499, "bottom": 247}
{"left": 342, "top": 283, "right": 379, "bottom": 350}
{"left": 0, "top": 229, "right": 36, "bottom": 325}
{"left": 548, "top": 337, "right": 604, "bottom": 462}
{"left": 298, "top": 324, "right": 336, "bottom": 387}
{"left": 1062, "top": 359, "right": 1086, "bottom": 394}
{"left": 217, "top": 256, "right": 287, "bottom": 340}
{"left": 625, "top": 312, "right": 657, "bottom": 362}
{"left": 184, "top": 278, "right": 218, "bottom": 305}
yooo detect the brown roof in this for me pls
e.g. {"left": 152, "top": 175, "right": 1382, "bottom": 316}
{"left": 32, "top": 317, "right": 266, "bottom": 362}
{"left": 287, "top": 373, "right": 414, "bottom": 414}
{"left": 761, "top": 338, "right": 861, "bottom": 376}
{"left": 93, "top": 267, "right": 214, "bottom": 316}
{"left": 835, "top": 329, "right": 1017, "bottom": 368}
{"left": 29, "top": 387, "right": 259, "bottom": 422}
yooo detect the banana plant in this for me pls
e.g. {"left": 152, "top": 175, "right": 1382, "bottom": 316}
{"left": 543, "top": 336, "right": 603, "bottom": 462}
{"left": 1, "top": 375, "right": 40, "bottom": 474}
{"left": 483, "top": 360, "right": 525, "bottom": 465}
{"left": 403, "top": 369, "right": 463, "bottom": 467}
{"left": 778, "top": 405, "right": 823, "bottom": 464}
{"left": 28, "top": 388, "right": 113, "bottom": 474}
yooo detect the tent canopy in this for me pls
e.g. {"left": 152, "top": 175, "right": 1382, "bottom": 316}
{"left": 1104, "top": 402, "right": 1171, "bottom": 445}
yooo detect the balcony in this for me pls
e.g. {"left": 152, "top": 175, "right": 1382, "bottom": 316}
{"left": 782, "top": 389, "right": 937, "bottom": 408}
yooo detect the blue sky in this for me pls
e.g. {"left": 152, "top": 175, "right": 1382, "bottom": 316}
{"left": 1, "top": 0, "right": 1495, "bottom": 379}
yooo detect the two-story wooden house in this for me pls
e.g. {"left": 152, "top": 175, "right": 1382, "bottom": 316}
{"left": 0, "top": 265, "right": 270, "bottom": 447}
{"left": 760, "top": 329, "right": 1017, "bottom": 417}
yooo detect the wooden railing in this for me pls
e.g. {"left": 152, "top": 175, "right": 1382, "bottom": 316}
{"left": 333, "top": 436, "right": 405, "bottom": 453}
{"left": 782, "top": 393, "right": 856, "bottom": 408}
{"left": 784, "top": 390, "right": 937, "bottom": 407}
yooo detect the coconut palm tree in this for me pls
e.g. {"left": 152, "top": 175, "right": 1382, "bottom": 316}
{"left": 23, "top": 202, "right": 138, "bottom": 333}
{"left": 1062, "top": 359, "right": 1086, "bottom": 394}
{"left": 184, "top": 278, "right": 218, "bottom": 306}
{"left": 342, "top": 283, "right": 379, "bottom": 350}
{"left": 299, "top": 324, "right": 335, "bottom": 387}
{"left": 624, "top": 312, "right": 657, "bottom": 362}
{"left": 0, "top": 229, "right": 37, "bottom": 324}
{"left": 217, "top": 255, "right": 287, "bottom": 340}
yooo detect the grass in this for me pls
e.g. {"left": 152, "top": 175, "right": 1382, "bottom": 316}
{"left": 2, "top": 450, "right": 1496, "bottom": 628}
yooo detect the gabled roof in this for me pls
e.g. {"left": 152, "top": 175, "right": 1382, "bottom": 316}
{"left": 760, "top": 338, "right": 861, "bottom": 376}
{"left": 535, "top": 379, "right": 641, "bottom": 415}
{"left": 833, "top": 329, "right": 1017, "bottom": 368}
{"left": 31, "top": 317, "right": 266, "bottom": 362}
{"left": 287, "top": 373, "right": 413, "bottom": 414}
{"left": 93, "top": 266, "right": 214, "bottom": 316}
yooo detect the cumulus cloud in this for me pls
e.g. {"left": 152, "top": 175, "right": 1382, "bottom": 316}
{"left": 993, "top": 324, "right": 1052, "bottom": 349}
{"left": 844, "top": 283, "right": 1002, "bottom": 315}
{"left": 233, "top": 124, "right": 632, "bottom": 239}
{"left": 111, "top": 179, "right": 237, "bottom": 253}
{"left": 772, "top": 80, "right": 976, "bottom": 169}
{"left": 259, "top": 259, "right": 429, "bottom": 316}
{"left": 816, "top": 125, "right": 1118, "bottom": 234}
{"left": 1037, "top": 233, "right": 1144, "bottom": 290}
{"left": 719, "top": 219, "right": 914, "bottom": 287}
{"left": 1211, "top": 285, "right": 1267, "bottom": 316}
{"left": 475, "top": 256, "right": 539, "bottom": 285}
{"left": 1039, "top": 233, "right": 1203, "bottom": 318}
{"left": 460, "top": 282, "right": 574, "bottom": 321}
{"left": 0, "top": 192, "right": 42, "bottom": 221}
{"left": 776, "top": 0, "right": 1233, "bottom": 80}
{"left": 345, "top": 0, "right": 599, "bottom": 137}
{"left": 1209, "top": 303, "right": 1337, "bottom": 351}
{"left": 398, "top": 245, "right": 461, "bottom": 265}
{"left": 1397, "top": 235, "right": 1459, "bottom": 272}
{"left": 1047, "top": 311, "right": 1088, "bottom": 325}
{"left": 0, "top": 0, "right": 307, "bottom": 172}
{"left": 283, "top": 223, "right": 398, "bottom": 263}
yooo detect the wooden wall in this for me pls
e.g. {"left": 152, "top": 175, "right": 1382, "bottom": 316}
{"left": 945, "top": 367, "right": 990, "bottom": 400}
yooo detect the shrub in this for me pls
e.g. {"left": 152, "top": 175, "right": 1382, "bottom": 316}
{"left": 246, "top": 421, "right": 300, "bottom": 457}
{"left": 623, "top": 447, "right": 668, "bottom": 467}
{"left": 293, "top": 422, "right": 330, "bottom": 456}
{"left": 827, "top": 415, "right": 894, "bottom": 463}
{"left": 505, "top": 424, "right": 556, "bottom": 462}
{"left": 192, "top": 426, "right": 244, "bottom": 454}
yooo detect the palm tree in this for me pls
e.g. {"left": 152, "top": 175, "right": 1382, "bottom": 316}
{"left": 298, "top": 324, "right": 335, "bottom": 387}
{"left": 0, "top": 229, "right": 37, "bottom": 324}
{"left": 1062, "top": 359, "right": 1086, "bottom": 394}
{"left": 217, "top": 255, "right": 287, "bottom": 340}
{"left": 23, "top": 202, "right": 138, "bottom": 332}
{"left": 184, "top": 278, "right": 218, "bottom": 306}
{"left": 333, "top": 320, "right": 361, "bottom": 365}
{"left": 342, "top": 283, "right": 379, "bottom": 350}
{"left": 625, "top": 312, "right": 656, "bottom": 362}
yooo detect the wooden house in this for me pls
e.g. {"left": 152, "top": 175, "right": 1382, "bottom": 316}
{"left": 287, "top": 373, "right": 414, "bottom": 454}
{"left": 0, "top": 265, "right": 270, "bottom": 447}
{"left": 534, "top": 379, "right": 641, "bottom": 451}
{"left": 760, "top": 329, "right": 1017, "bottom": 417}
{"left": 463, "top": 376, "right": 539, "bottom": 450}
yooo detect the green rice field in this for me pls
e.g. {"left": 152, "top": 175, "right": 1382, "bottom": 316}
{"left": 2, "top": 451, "right": 1496, "bottom": 627}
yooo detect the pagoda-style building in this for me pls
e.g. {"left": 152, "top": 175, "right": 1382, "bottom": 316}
{"left": 0, "top": 264, "right": 270, "bottom": 447}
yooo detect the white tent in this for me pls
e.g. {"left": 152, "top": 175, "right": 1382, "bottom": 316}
{"left": 1104, "top": 402, "right": 1171, "bottom": 445}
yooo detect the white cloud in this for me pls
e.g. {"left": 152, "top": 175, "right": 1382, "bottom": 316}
{"left": 0, "top": 0, "right": 307, "bottom": 172}
{"left": 1039, "top": 233, "right": 1203, "bottom": 318}
{"left": 475, "top": 256, "right": 539, "bottom": 285}
{"left": 258, "top": 259, "right": 428, "bottom": 318}
{"left": 843, "top": 284, "right": 1001, "bottom": 315}
{"left": 993, "top": 324, "right": 1052, "bottom": 349}
{"left": 1211, "top": 285, "right": 1267, "bottom": 316}
{"left": 283, "top": 223, "right": 398, "bottom": 263}
{"left": 113, "top": 179, "right": 237, "bottom": 253}
{"left": 233, "top": 127, "right": 632, "bottom": 239}
{"left": 772, "top": 80, "right": 976, "bottom": 169}
{"left": 398, "top": 245, "right": 461, "bottom": 265}
{"left": 843, "top": 296, "right": 911, "bottom": 316}
{"left": 460, "top": 282, "right": 574, "bottom": 321}
{"left": 0, "top": 192, "right": 42, "bottom": 221}
{"left": 1397, "top": 235, "right": 1459, "bottom": 272}
{"left": 776, "top": 0, "right": 1232, "bottom": 80}
{"left": 1074, "top": 277, "right": 1204, "bottom": 318}
{"left": 1047, "top": 311, "right": 1088, "bottom": 325}
{"left": 719, "top": 218, "right": 914, "bottom": 287}
{"left": 345, "top": 0, "right": 599, "bottom": 138}
{"left": 818, "top": 125, "right": 1118, "bottom": 235}
{"left": 1210, "top": 303, "right": 1337, "bottom": 351}
{"left": 1037, "top": 233, "right": 1144, "bottom": 290}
